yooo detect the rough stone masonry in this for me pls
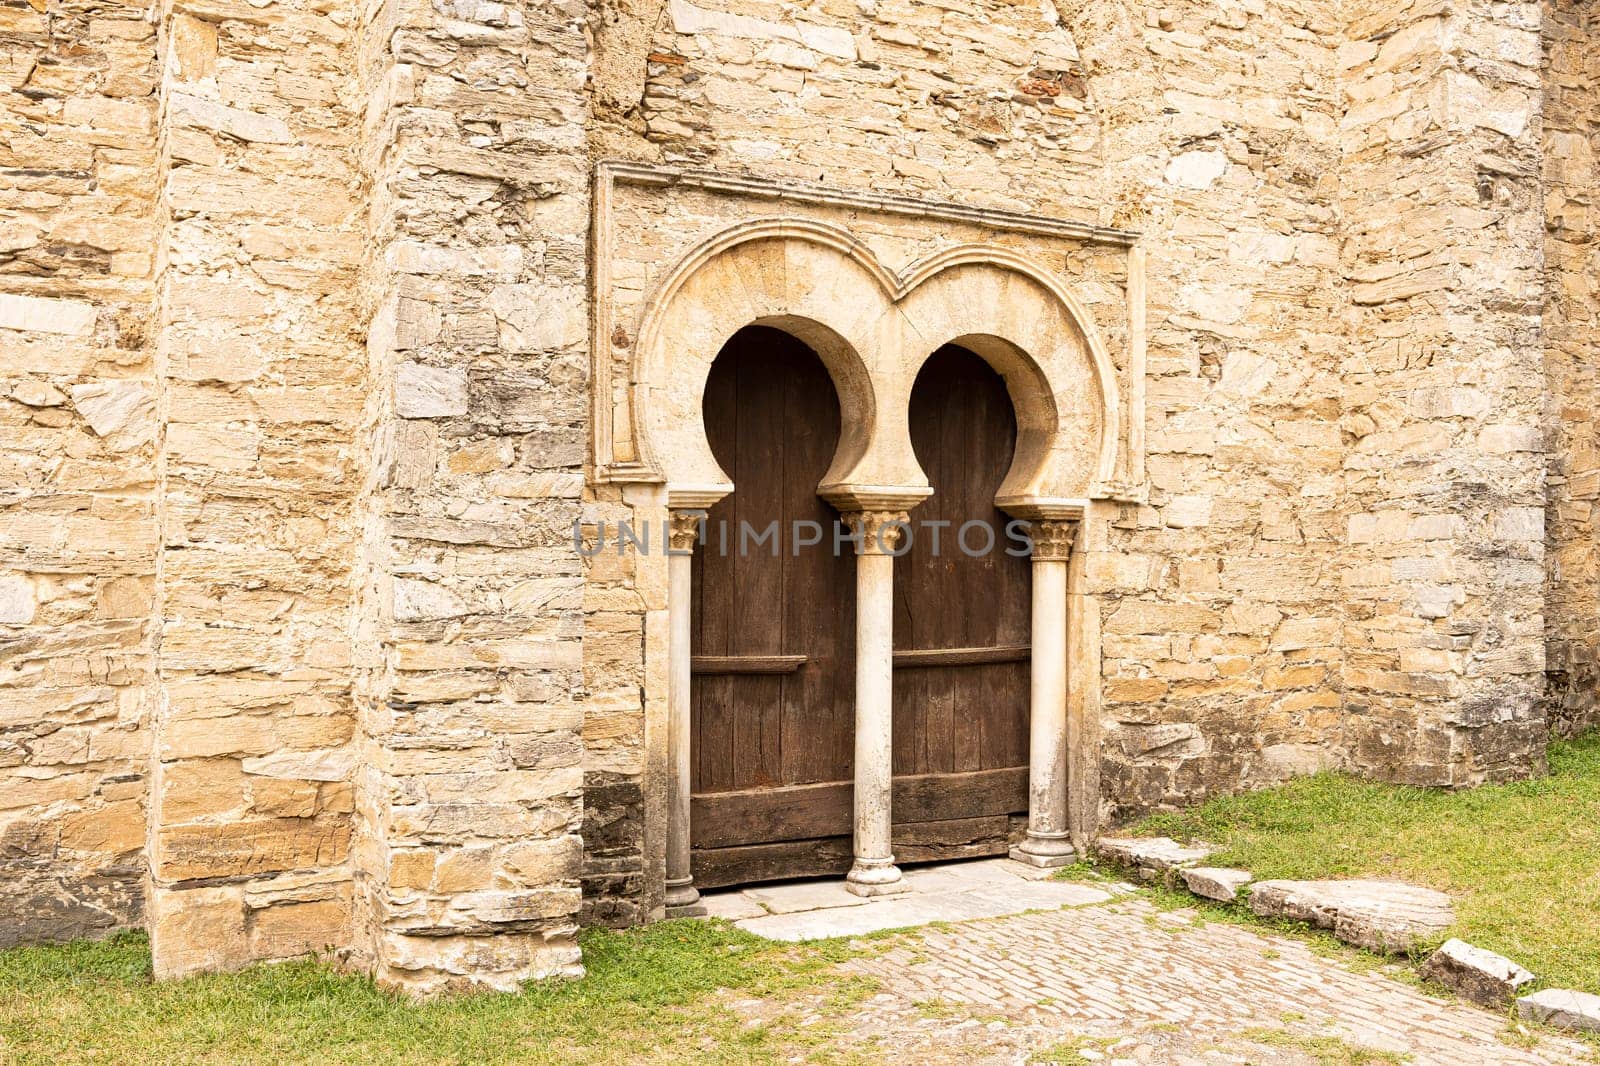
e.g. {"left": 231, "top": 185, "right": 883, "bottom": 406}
{"left": 0, "top": 0, "right": 1594, "bottom": 993}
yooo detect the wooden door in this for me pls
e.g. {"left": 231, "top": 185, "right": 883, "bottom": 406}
{"left": 690, "top": 326, "right": 857, "bottom": 887}
{"left": 891, "top": 345, "right": 1031, "bottom": 861}
{"left": 690, "top": 333, "right": 1030, "bottom": 888}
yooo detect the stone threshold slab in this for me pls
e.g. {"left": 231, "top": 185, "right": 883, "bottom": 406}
{"left": 696, "top": 857, "right": 1114, "bottom": 942}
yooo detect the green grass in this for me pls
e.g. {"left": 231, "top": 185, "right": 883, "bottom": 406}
{"left": 0, "top": 920, "right": 869, "bottom": 1066}
{"left": 1134, "top": 731, "right": 1600, "bottom": 994}
{"left": 1240, "top": 1027, "right": 1408, "bottom": 1065}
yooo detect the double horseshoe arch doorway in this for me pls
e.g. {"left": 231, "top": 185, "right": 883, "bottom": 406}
{"left": 643, "top": 222, "right": 1114, "bottom": 914}
{"left": 688, "top": 326, "right": 1034, "bottom": 889}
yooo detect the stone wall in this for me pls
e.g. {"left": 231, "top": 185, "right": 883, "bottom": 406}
{"left": 1542, "top": 0, "right": 1599, "bottom": 737}
{"left": 1337, "top": 0, "right": 1549, "bottom": 784}
{"left": 350, "top": 0, "right": 590, "bottom": 994}
{"left": 1062, "top": 0, "right": 1352, "bottom": 815}
{"left": 143, "top": 0, "right": 365, "bottom": 978}
{"left": 1, "top": 0, "right": 159, "bottom": 947}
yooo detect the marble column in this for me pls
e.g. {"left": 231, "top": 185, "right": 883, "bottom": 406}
{"left": 843, "top": 510, "right": 912, "bottom": 896}
{"left": 1011, "top": 518, "right": 1079, "bottom": 868}
{"left": 665, "top": 509, "right": 706, "bottom": 917}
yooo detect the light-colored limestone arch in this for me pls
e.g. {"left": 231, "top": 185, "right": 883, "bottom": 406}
{"left": 631, "top": 219, "right": 885, "bottom": 507}
{"left": 630, "top": 220, "right": 1118, "bottom": 511}
{"left": 895, "top": 245, "right": 1119, "bottom": 508}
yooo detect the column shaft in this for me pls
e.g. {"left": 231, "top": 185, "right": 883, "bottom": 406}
{"left": 1012, "top": 520, "right": 1078, "bottom": 867}
{"left": 665, "top": 511, "right": 704, "bottom": 916}
{"left": 845, "top": 511, "right": 910, "bottom": 896}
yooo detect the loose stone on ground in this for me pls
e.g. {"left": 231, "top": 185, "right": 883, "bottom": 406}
{"left": 1517, "top": 988, "right": 1600, "bottom": 1033}
{"left": 1179, "top": 866, "right": 1253, "bottom": 901}
{"left": 1247, "top": 879, "right": 1455, "bottom": 953}
{"left": 1095, "top": 837, "right": 1215, "bottom": 882}
{"left": 1421, "top": 938, "right": 1535, "bottom": 1007}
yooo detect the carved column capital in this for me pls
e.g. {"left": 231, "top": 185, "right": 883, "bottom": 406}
{"left": 1030, "top": 519, "right": 1078, "bottom": 562}
{"left": 841, "top": 510, "right": 911, "bottom": 556}
{"left": 667, "top": 510, "right": 705, "bottom": 554}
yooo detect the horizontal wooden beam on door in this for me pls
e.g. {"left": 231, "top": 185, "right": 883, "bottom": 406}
{"left": 891, "top": 644, "right": 1031, "bottom": 668}
{"left": 690, "top": 655, "right": 808, "bottom": 676}
{"left": 690, "top": 815, "right": 1025, "bottom": 889}
{"left": 690, "top": 765, "right": 1028, "bottom": 850}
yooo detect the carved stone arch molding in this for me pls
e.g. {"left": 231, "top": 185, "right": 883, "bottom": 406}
{"left": 592, "top": 161, "right": 1148, "bottom": 508}
{"left": 629, "top": 223, "right": 1124, "bottom": 509}
{"left": 628, "top": 217, "right": 890, "bottom": 507}
{"left": 893, "top": 244, "right": 1122, "bottom": 509}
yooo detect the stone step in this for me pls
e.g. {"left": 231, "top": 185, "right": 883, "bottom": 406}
{"left": 1179, "top": 866, "right": 1253, "bottom": 901}
{"left": 1420, "top": 938, "right": 1535, "bottom": 1007}
{"left": 1247, "top": 879, "right": 1454, "bottom": 954}
{"left": 1516, "top": 988, "right": 1600, "bottom": 1033}
{"left": 1094, "top": 837, "right": 1215, "bottom": 883}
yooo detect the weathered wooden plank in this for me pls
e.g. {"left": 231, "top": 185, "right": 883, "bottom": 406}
{"left": 692, "top": 816, "right": 1023, "bottom": 887}
{"left": 692, "top": 837, "right": 853, "bottom": 889}
{"left": 893, "top": 645, "right": 1030, "bottom": 668}
{"left": 690, "top": 765, "right": 1027, "bottom": 849}
{"left": 691, "top": 655, "right": 807, "bottom": 675}
{"left": 695, "top": 341, "right": 738, "bottom": 793}
{"left": 892, "top": 816, "right": 1010, "bottom": 863}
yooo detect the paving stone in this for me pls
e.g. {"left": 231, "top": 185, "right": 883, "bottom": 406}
{"left": 1096, "top": 837, "right": 1215, "bottom": 881}
{"left": 901, "top": 858, "right": 1041, "bottom": 891}
{"left": 825, "top": 897, "right": 1589, "bottom": 1065}
{"left": 992, "top": 858, "right": 1069, "bottom": 882}
{"left": 740, "top": 878, "right": 871, "bottom": 914}
{"left": 1247, "top": 879, "right": 1454, "bottom": 954}
{"left": 1516, "top": 989, "right": 1600, "bottom": 1032}
{"left": 1420, "top": 938, "right": 1535, "bottom": 1007}
{"left": 1179, "top": 866, "right": 1253, "bottom": 901}
{"left": 696, "top": 890, "right": 767, "bottom": 921}
{"left": 734, "top": 880, "right": 1113, "bottom": 942}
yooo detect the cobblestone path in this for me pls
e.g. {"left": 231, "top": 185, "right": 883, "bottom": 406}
{"left": 725, "top": 892, "right": 1595, "bottom": 1065}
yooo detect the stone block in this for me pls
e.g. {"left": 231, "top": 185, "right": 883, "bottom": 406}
{"left": 375, "top": 930, "right": 583, "bottom": 996}
{"left": 168, "top": 92, "right": 292, "bottom": 144}
{"left": 1420, "top": 938, "right": 1534, "bottom": 1007}
{"left": 248, "top": 899, "right": 348, "bottom": 960}
{"left": 1116, "top": 722, "right": 1202, "bottom": 758}
{"left": 251, "top": 778, "right": 319, "bottom": 817}
{"left": 394, "top": 362, "right": 468, "bottom": 418}
{"left": 0, "top": 574, "right": 36, "bottom": 624}
{"left": 1165, "top": 150, "right": 1227, "bottom": 189}
{"left": 156, "top": 817, "right": 351, "bottom": 881}
{"left": 1247, "top": 880, "right": 1453, "bottom": 954}
{"left": 1096, "top": 837, "right": 1214, "bottom": 882}
{"left": 0, "top": 293, "right": 96, "bottom": 335}
{"left": 487, "top": 284, "right": 586, "bottom": 352}
{"left": 1516, "top": 989, "right": 1600, "bottom": 1032}
{"left": 1179, "top": 866, "right": 1253, "bottom": 901}
{"left": 0, "top": 859, "right": 143, "bottom": 949}
{"left": 70, "top": 382, "right": 156, "bottom": 448}
{"left": 150, "top": 886, "right": 249, "bottom": 980}
{"left": 242, "top": 748, "right": 354, "bottom": 782}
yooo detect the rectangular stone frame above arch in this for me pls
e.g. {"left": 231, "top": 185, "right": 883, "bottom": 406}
{"left": 581, "top": 163, "right": 1142, "bottom": 920}
{"left": 589, "top": 161, "right": 1148, "bottom": 497}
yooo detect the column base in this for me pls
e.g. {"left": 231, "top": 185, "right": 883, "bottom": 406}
{"left": 1010, "top": 833, "right": 1078, "bottom": 869}
{"left": 665, "top": 877, "right": 707, "bottom": 918}
{"left": 845, "top": 858, "right": 910, "bottom": 897}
